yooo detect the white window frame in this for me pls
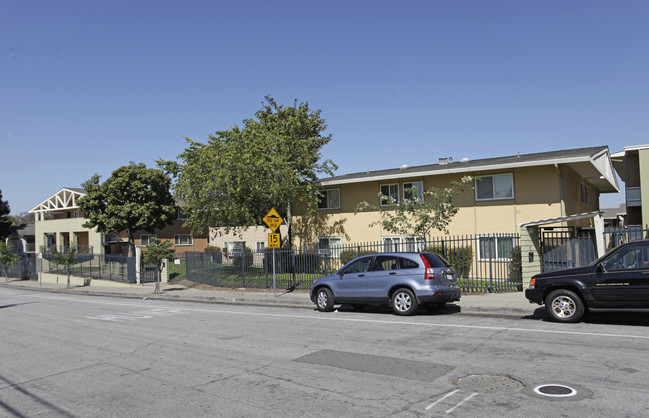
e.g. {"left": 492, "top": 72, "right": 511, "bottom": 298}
{"left": 405, "top": 236, "right": 426, "bottom": 252}
{"left": 475, "top": 174, "right": 514, "bottom": 201}
{"left": 141, "top": 234, "right": 157, "bottom": 246}
{"left": 255, "top": 241, "right": 266, "bottom": 252}
{"left": 380, "top": 183, "right": 400, "bottom": 206}
{"left": 174, "top": 234, "right": 193, "bottom": 246}
{"left": 403, "top": 181, "right": 424, "bottom": 203}
{"left": 477, "top": 235, "right": 516, "bottom": 261}
{"left": 318, "top": 189, "right": 341, "bottom": 210}
{"left": 318, "top": 236, "right": 342, "bottom": 258}
{"left": 382, "top": 236, "right": 402, "bottom": 252}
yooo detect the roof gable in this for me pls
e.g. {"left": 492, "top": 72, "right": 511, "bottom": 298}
{"left": 29, "top": 188, "right": 87, "bottom": 213}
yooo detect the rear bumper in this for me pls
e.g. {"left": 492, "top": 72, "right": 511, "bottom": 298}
{"left": 417, "top": 288, "right": 462, "bottom": 303}
{"left": 525, "top": 288, "right": 544, "bottom": 305}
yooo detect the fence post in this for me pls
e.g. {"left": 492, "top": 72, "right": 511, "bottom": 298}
{"left": 292, "top": 249, "right": 297, "bottom": 287}
{"left": 264, "top": 250, "right": 269, "bottom": 287}
{"left": 241, "top": 251, "right": 246, "bottom": 287}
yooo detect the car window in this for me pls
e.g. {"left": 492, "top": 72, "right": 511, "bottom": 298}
{"left": 422, "top": 253, "right": 450, "bottom": 267}
{"left": 342, "top": 257, "right": 372, "bottom": 274}
{"left": 371, "top": 255, "right": 398, "bottom": 271}
{"left": 398, "top": 257, "right": 419, "bottom": 269}
{"left": 603, "top": 245, "right": 646, "bottom": 271}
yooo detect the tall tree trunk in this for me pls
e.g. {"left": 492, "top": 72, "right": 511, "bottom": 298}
{"left": 128, "top": 229, "right": 135, "bottom": 257}
{"left": 286, "top": 202, "right": 292, "bottom": 249}
{"left": 155, "top": 265, "right": 161, "bottom": 294}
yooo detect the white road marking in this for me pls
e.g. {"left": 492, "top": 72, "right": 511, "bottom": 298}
{"left": 4, "top": 289, "right": 649, "bottom": 340}
{"left": 426, "top": 389, "right": 460, "bottom": 409}
{"left": 446, "top": 392, "right": 478, "bottom": 414}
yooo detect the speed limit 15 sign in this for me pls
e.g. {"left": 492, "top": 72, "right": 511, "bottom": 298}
{"left": 268, "top": 233, "right": 281, "bottom": 248}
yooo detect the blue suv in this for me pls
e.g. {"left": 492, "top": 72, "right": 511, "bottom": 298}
{"left": 310, "top": 252, "right": 461, "bottom": 315}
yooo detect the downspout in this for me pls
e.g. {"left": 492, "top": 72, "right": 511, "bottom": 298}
{"left": 554, "top": 164, "right": 566, "bottom": 218}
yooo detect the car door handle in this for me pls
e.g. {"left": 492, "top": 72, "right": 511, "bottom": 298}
{"left": 358, "top": 274, "right": 365, "bottom": 277}
{"left": 389, "top": 272, "right": 397, "bottom": 275}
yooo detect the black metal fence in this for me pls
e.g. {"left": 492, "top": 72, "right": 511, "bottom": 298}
{"left": 184, "top": 233, "right": 523, "bottom": 293}
{"left": 2, "top": 254, "right": 37, "bottom": 280}
{"left": 40, "top": 254, "right": 158, "bottom": 283}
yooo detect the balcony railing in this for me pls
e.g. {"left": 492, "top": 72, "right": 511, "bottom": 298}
{"left": 40, "top": 245, "right": 93, "bottom": 255}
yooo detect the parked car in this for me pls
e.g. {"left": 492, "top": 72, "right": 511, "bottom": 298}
{"left": 526, "top": 240, "right": 649, "bottom": 322}
{"left": 310, "top": 252, "right": 461, "bottom": 315}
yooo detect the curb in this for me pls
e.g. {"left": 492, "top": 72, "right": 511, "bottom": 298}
{"left": 1, "top": 282, "right": 534, "bottom": 319}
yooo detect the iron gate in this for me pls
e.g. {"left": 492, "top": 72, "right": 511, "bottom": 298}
{"left": 540, "top": 227, "right": 597, "bottom": 273}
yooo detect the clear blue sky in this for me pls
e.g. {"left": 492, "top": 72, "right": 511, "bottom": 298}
{"left": 2, "top": 0, "right": 648, "bottom": 215}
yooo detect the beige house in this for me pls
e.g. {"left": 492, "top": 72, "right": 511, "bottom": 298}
{"left": 611, "top": 144, "right": 649, "bottom": 227}
{"left": 294, "top": 146, "right": 619, "bottom": 249}
{"left": 29, "top": 187, "right": 207, "bottom": 256}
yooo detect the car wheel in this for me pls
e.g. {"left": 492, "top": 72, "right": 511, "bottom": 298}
{"left": 545, "top": 289, "right": 585, "bottom": 323}
{"left": 316, "top": 288, "right": 335, "bottom": 312}
{"left": 391, "top": 288, "right": 418, "bottom": 315}
{"left": 424, "top": 302, "right": 446, "bottom": 313}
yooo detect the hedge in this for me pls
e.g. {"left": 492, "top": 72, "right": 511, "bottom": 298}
{"left": 424, "top": 245, "right": 473, "bottom": 279}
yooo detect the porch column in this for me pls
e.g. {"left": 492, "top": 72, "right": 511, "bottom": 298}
{"left": 594, "top": 213, "right": 605, "bottom": 258}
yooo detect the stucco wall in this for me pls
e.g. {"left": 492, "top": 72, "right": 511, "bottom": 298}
{"left": 34, "top": 217, "right": 104, "bottom": 253}
{"left": 296, "top": 165, "right": 585, "bottom": 246}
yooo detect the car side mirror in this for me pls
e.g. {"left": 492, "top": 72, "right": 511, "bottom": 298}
{"left": 597, "top": 263, "right": 606, "bottom": 273}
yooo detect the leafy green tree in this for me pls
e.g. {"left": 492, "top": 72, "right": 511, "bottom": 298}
{"left": 0, "top": 188, "right": 12, "bottom": 240}
{"left": 51, "top": 245, "right": 77, "bottom": 289}
{"left": 355, "top": 177, "right": 472, "bottom": 241}
{"left": 159, "top": 96, "right": 336, "bottom": 245}
{"left": 0, "top": 242, "right": 21, "bottom": 281}
{"left": 78, "top": 163, "right": 177, "bottom": 257}
{"left": 142, "top": 237, "right": 175, "bottom": 294}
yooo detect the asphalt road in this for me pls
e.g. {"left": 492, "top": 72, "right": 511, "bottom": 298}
{"left": 1, "top": 287, "right": 649, "bottom": 417}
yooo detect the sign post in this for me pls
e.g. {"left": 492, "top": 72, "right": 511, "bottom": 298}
{"left": 262, "top": 208, "right": 284, "bottom": 296}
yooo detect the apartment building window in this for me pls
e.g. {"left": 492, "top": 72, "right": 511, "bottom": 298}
{"left": 478, "top": 235, "right": 516, "bottom": 261}
{"left": 380, "top": 184, "right": 400, "bottom": 206}
{"left": 405, "top": 236, "right": 425, "bottom": 252}
{"left": 177, "top": 209, "right": 189, "bottom": 220}
{"left": 174, "top": 234, "right": 193, "bottom": 246}
{"left": 141, "top": 234, "right": 157, "bottom": 246}
{"left": 403, "top": 181, "right": 424, "bottom": 203}
{"left": 318, "top": 237, "right": 342, "bottom": 258}
{"left": 581, "top": 183, "right": 589, "bottom": 205}
{"left": 475, "top": 174, "right": 514, "bottom": 201}
{"left": 318, "top": 189, "right": 341, "bottom": 210}
{"left": 256, "top": 241, "right": 266, "bottom": 252}
{"left": 382, "top": 236, "right": 402, "bottom": 252}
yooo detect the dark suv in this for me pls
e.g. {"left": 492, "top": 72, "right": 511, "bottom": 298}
{"left": 310, "top": 252, "right": 461, "bottom": 316}
{"left": 526, "top": 240, "right": 649, "bottom": 322}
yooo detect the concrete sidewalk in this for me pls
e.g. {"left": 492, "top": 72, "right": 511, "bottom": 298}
{"left": 0, "top": 278, "right": 539, "bottom": 318}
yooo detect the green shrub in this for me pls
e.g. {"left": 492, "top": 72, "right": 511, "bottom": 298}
{"left": 425, "top": 245, "right": 473, "bottom": 279}
{"left": 204, "top": 246, "right": 221, "bottom": 253}
{"left": 232, "top": 247, "right": 253, "bottom": 267}
{"left": 508, "top": 246, "right": 522, "bottom": 286}
{"left": 340, "top": 249, "right": 374, "bottom": 265}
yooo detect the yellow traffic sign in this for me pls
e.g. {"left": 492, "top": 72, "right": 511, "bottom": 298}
{"left": 268, "top": 233, "right": 281, "bottom": 248}
{"left": 263, "top": 208, "right": 283, "bottom": 232}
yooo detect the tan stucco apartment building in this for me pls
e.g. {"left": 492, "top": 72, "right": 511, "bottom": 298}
{"left": 296, "top": 146, "right": 619, "bottom": 248}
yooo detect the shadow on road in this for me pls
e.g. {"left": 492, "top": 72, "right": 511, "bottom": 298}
{"left": 0, "top": 302, "right": 36, "bottom": 309}
{"left": 522, "top": 306, "right": 649, "bottom": 326}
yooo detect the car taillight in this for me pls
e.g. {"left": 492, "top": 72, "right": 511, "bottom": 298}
{"left": 420, "top": 254, "right": 435, "bottom": 280}
{"left": 530, "top": 278, "right": 536, "bottom": 287}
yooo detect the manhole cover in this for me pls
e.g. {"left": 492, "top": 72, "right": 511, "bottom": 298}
{"left": 534, "top": 384, "right": 577, "bottom": 397}
{"left": 455, "top": 375, "right": 523, "bottom": 394}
